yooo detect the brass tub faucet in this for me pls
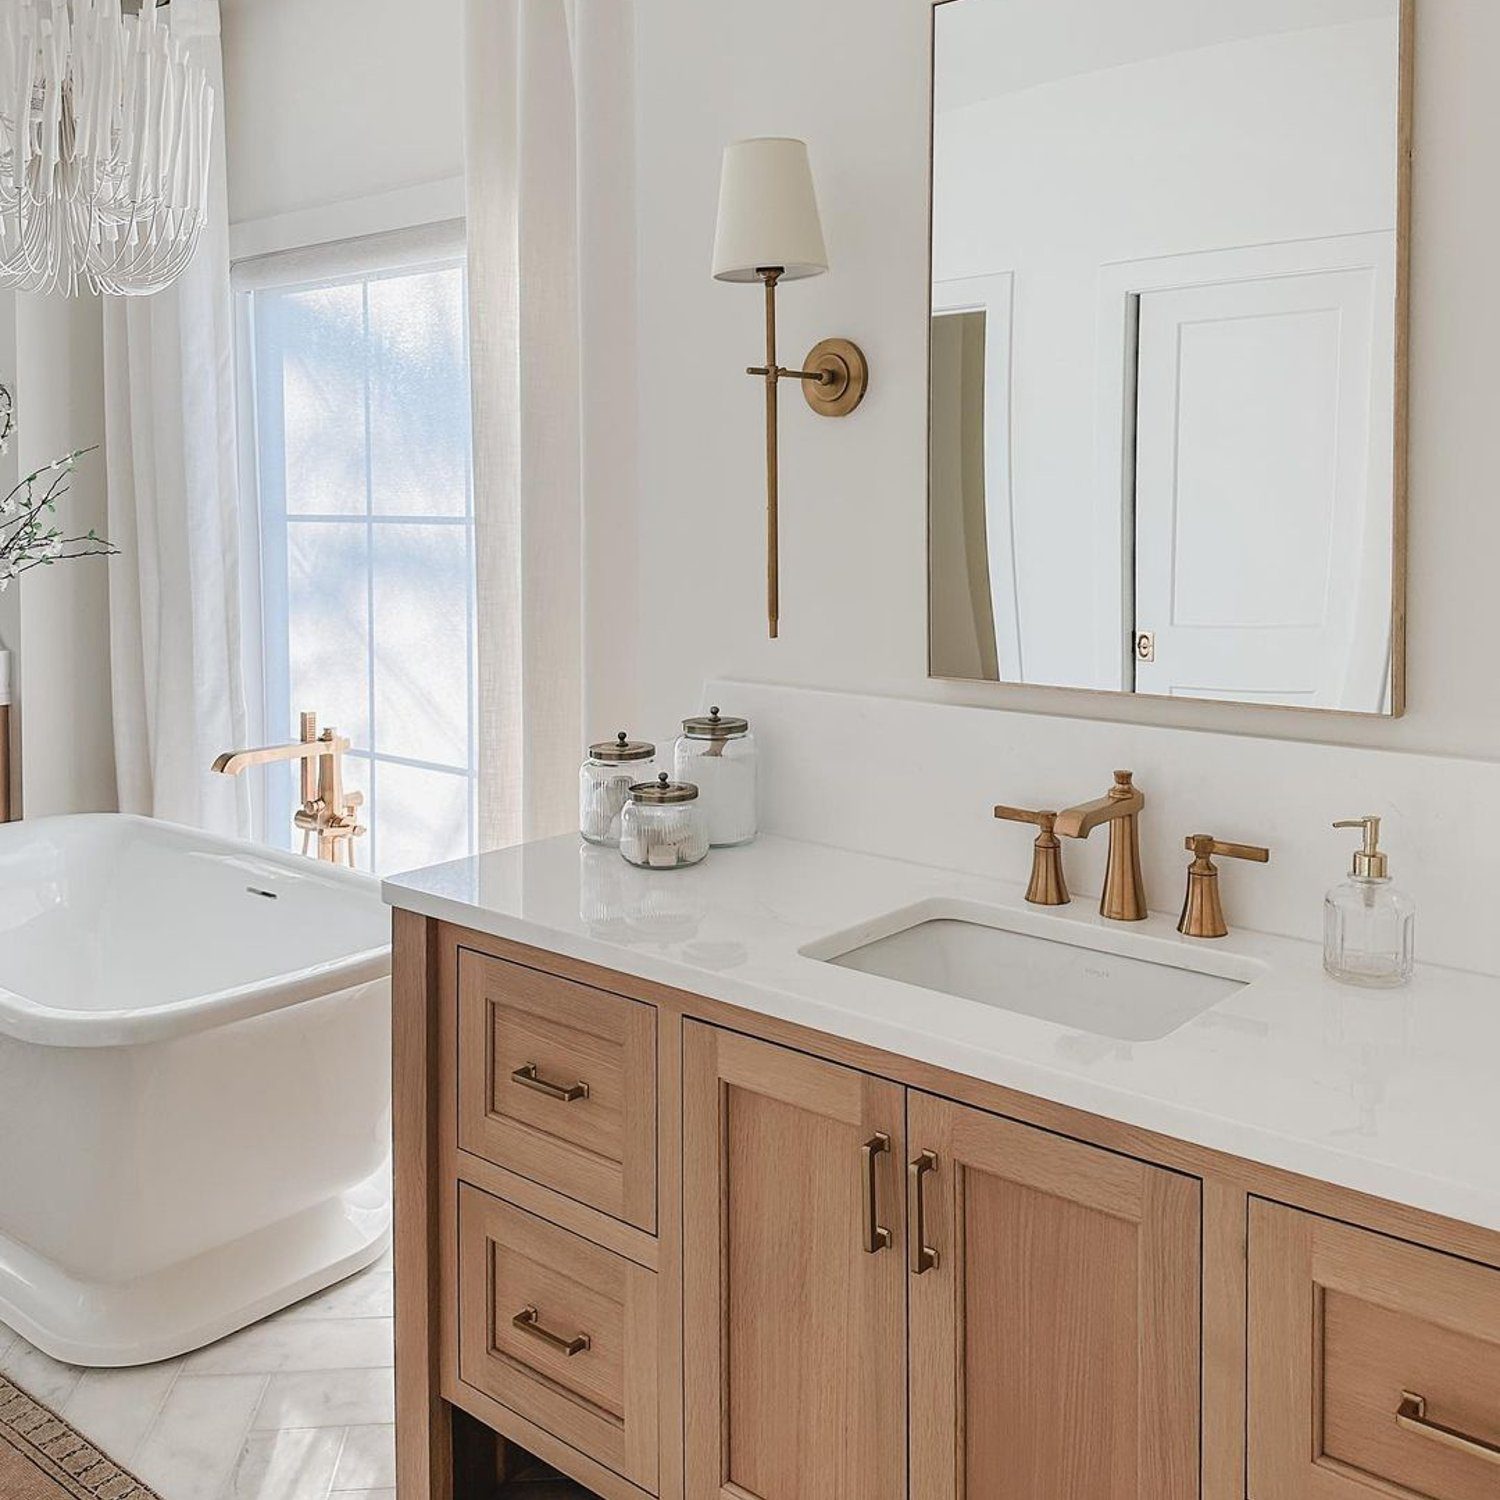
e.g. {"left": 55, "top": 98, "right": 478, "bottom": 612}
{"left": 1055, "top": 771, "right": 1148, "bottom": 922}
{"left": 213, "top": 710, "right": 366, "bottom": 866}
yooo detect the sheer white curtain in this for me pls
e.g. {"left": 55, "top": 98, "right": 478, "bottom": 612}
{"left": 103, "top": 0, "right": 250, "bottom": 837}
{"left": 465, "top": 0, "right": 639, "bottom": 851}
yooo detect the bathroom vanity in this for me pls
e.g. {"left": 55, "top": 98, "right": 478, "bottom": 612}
{"left": 383, "top": 835, "right": 1500, "bottom": 1500}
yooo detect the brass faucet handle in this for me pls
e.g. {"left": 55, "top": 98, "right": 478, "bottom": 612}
{"left": 1184, "top": 834, "right": 1271, "bottom": 866}
{"left": 994, "top": 805, "right": 1058, "bottom": 832}
{"left": 1179, "top": 834, "right": 1270, "bottom": 939}
{"left": 993, "top": 805, "right": 1069, "bottom": 907}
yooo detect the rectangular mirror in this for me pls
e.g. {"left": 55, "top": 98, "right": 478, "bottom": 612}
{"left": 928, "top": 0, "right": 1410, "bottom": 715}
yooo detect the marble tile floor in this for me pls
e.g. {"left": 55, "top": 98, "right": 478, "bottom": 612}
{"left": 0, "top": 1250, "right": 396, "bottom": 1500}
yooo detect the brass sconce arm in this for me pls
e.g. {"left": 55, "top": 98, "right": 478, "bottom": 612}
{"left": 744, "top": 267, "right": 868, "bottom": 639}
{"left": 747, "top": 271, "right": 837, "bottom": 385}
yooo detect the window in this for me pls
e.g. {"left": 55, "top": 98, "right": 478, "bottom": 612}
{"left": 239, "top": 239, "right": 476, "bottom": 875}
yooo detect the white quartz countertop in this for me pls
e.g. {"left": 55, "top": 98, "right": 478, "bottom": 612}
{"left": 384, "top": 834, "right": 1500, "bottom": 1235}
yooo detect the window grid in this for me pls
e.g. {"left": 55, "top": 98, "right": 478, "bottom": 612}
{"left": 249, "top": 255, "right": 478, "bottom": 876}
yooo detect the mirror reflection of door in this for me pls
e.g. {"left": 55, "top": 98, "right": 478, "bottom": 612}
{"left": 1132, "top": 248, "right": 1395, "bottom": 710}
{"left": 927, "top": 0, "right": 1407, "bottom": 716}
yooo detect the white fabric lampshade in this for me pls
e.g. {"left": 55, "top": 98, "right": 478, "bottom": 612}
{"left": 712, "top": 137, "right": 829, "bottom": 283}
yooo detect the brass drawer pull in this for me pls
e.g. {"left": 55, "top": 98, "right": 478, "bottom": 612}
{"left": 1396, "top": 1391, "right": 1500, "bottom": 1466}
{"left": 512, "top": 1305, "right": 591, "bottom": 1357}
{"left": 511, "top": 1061, "right": 590, "bottom": 1103}
{"left": 861, "top": 1133, "right": 892, "bottom": 1254}
{"left": 908, "top": 1150, "right": 940, "bottom": 1275}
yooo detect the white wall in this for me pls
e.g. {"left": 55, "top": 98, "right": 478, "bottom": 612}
{"left": 0, "top": 293, "right": 117, "bottom": 819}
{"left": 220, "top": 0, "right": 464, "bottom": 229}
{"left": 633, "top": 0, "right": 1500, "bottom": 768}
{"left": 933, "top": 18, "right": 1398, "bottom": 688}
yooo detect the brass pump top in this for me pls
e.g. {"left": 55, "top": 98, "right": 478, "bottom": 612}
{"left": 1334, "top": 816, "right": 1390, "bottom": 880}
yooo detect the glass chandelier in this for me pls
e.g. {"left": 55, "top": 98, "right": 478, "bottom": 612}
{"left": 0, "top": 0, "right": 214, "bottom": 297}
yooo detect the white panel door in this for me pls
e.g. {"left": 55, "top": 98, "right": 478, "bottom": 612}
{"left": 1133, "top": 262, "right": 1393, "bottom": 710}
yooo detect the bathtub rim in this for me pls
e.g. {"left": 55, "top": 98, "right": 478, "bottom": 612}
{"left": 0, "top": 813, "right": 392, "bottom": 1048}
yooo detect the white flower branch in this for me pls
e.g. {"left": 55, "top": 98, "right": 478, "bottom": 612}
{"left": 0, "top": 441, "right": 118, "bottom": 593}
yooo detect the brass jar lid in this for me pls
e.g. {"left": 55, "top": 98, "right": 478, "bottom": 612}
{"left": 589, "top": 730, "right": 656, "bottom": 764}
{"left": 681, "top": 705, "right": 749, "bottom": 740}
{"left": 630, "top": 772, "right": 699, "bottom": 805}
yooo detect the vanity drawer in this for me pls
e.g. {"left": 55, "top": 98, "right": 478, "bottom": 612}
{"left": 1249, "top": 1198, "right": 1500, "bottom": 1499}
{"left": 457, "top": 950, "right": 656, "bottom": 1232}
{"left": 457, "top": 1183, "right": 659, "bottom": 1493}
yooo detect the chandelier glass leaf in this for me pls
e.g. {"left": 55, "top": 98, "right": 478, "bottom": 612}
{"left": 0, "top": 0, "right": 214, "bottom": 297}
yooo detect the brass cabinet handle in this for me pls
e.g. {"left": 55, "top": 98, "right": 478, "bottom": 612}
{"left": 861, "top": 1133, "right": 892, "bottom": 1254}
{"left": 511, "top": 1061, "right": 590, "bottom": 1103}
{"left": 512, "top": 1305, "right": 590, "bottom": 1357}
{"left": 1396, "top": 1391, "right": 1500, "bottom": 1466}
{"left": 908, "top": 1150, "right": 940, "bottom": 1275}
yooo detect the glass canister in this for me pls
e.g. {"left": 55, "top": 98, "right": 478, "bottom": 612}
{"left": 619, "top": 773, "right": 709, "bottom": 870}
{"left": 674, "top": 706, "right": 756, "bottom": 847}
{"left": 580, "top": 732, "right": 657, "bottom": 846}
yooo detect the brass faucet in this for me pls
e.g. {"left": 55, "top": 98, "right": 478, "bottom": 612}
{"left": 213, "top": 710, "right": 366, "bottom": 867}
{"left": 1054, "top": 771, "right": 1148, "bottom": 922}
{"left": 993, "top": 804, "right": 1070, "bottom": 906}
{"left": 1178, "top": 835, "right": 1270, "bottom": 939}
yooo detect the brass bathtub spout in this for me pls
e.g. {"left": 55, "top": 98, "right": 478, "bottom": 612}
{"left": 213, "top": 710, "right": 366, "bottom": 867}
{"left": 1055, "top": 770, "right": 1148, "bottom": 922}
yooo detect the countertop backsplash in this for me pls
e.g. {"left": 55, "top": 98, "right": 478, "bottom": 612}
{"left": 706, "top": 679, "right": 1500, "bottom": 979}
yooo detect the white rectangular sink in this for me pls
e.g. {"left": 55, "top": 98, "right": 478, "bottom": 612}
{"left": 806, "top": 900, "right": 1260, "bottom": 1043}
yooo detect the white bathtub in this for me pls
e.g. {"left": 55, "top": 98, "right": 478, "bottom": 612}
{"left": 0, "top": 814, "right": 392, "bottom": 1366}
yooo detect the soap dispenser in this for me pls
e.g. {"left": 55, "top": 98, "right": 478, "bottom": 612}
{"left": 1323, "top": 816, "right": 1414, "bottom": 988}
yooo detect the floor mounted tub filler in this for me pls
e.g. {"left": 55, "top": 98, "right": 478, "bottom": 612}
{"left": 0, "top": 814, "right": 392, "bottom": 1366}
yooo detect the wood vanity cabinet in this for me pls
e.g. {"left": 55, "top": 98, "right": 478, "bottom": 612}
{"left": 907, "top": 1090, "right": 1201, "bottom": 1500}
{"left": 392, "top": 915, "right": 1500, "bottom": 1500}
{"left": 456, "top": 948, "right": 657, "bottom": 1233}
{"left": 1248, "top": 1198, "right": 1500, "bottom": 1499}
{"left": 680, "top": 1025, "right": 1201, "bottom": 1500}
{"left": 681, "top": 1024, "right": 907, "bottom": 1500}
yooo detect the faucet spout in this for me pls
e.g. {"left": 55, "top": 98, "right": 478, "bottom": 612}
{"left": 1055, "top": 771, "right": 1148, "bottom": 922}
{"left": 1053, "top": 785, "right": 1143, "bottom": 839}
{"left": 213, "top": 710, "right": 366, "bottom": 867}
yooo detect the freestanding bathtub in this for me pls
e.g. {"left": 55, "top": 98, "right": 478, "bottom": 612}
{"left": 0, "top": 814, "right": 392, "bottom": 1366}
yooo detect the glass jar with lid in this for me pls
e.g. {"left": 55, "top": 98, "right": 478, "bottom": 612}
{"left": 619, "top": 773, "right": 709, "bottom": 870}
{"left": 673, "top": 706, "right": 756, "bottom": 847}
{"left": 580, "top": 732, "right": 657, "bottom": 846}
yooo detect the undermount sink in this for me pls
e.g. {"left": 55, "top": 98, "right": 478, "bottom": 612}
{"left": 806, "top": 900, "right": 1262, "bottom": 1043}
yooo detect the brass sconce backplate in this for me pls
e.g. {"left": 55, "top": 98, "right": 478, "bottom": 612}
{"left": 802, "top": 338, "right": 869, "bottom": 417}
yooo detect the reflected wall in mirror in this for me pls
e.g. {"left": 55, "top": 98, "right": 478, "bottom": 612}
{"left": 928, "top": 0, "right": 1409, "bottom": 715}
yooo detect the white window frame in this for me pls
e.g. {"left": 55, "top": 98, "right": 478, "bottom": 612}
{"left": 231, "top": 219, "right": 477, "bottom": 868}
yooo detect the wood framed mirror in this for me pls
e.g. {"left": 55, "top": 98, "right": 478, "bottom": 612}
{"left": 928, "top": 0, "right": 1412, "bottom": 716}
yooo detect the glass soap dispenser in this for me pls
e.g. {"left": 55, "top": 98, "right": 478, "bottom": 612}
{"left": 1323, "top": 816, "right": 1415, "bottom": 988}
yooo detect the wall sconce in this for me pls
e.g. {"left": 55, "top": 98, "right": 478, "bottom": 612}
{"left": 713, "top": 137, "right": 868, "bottom": 639}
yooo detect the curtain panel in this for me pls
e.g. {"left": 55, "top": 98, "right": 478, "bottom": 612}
{"left": 104, "top": 0, "right": 250, "bottom": 837}
{"left": 466, "top": 0, "right": 640, "bottom": 851}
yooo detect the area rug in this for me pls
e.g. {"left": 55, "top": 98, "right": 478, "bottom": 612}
{"left": 0, "top": 1374, "right": 162, "bottom": 1500}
